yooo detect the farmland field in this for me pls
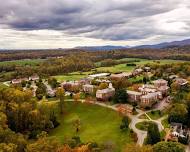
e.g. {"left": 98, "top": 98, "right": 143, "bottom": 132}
{"left": 96, "top": 58, "right": 186, "bottom": 73}
{"left": 52, "top": 58, "right": 187, "bottom": 82}
{"left": 0, "top": 59, "right": 45, "bottom": 66}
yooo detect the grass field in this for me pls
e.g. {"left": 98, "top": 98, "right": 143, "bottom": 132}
{"left": 161, "top": 118, "right": 170, "bottom": 128}
{"left": 135, "top": 121, "right": 154, "bottom": 131}
{"left": 95, "top": 59, "right": 185, "bottom": 73}
{"left": 0, "top": 59, "right": 45, "bottom": 66}
{"left": 146, "top": 110, "right": 163, "bottom": 120}
{"left": 0, "top": 83, "right": 8, "bottom": 89}
{"left": 52, "top": 58, "right": 186, "bottom": 82}
{"left": 53, "top": 71, "right": 92, "bottom": 82}
{"left": 128, "top": 75, "right": 144, "bottom": 83}
{"left": 50, "top": 101, "right": 133, "bottom": 151}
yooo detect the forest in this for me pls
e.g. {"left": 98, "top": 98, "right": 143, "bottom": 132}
{"left": 0, "top": 45, "right": 190, "bottom": 62}
{"left": 0, "top": 45, "right": 190, "bottom": 82}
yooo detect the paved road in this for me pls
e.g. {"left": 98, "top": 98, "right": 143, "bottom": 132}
{"left": 128, "top": 108, "right": 165, "bottom": 145}
{"left": 129, "top": 112, "right": 147, "bottom": 145}
{"left": 91, "top": 100, "right": 167, "bottom": 146}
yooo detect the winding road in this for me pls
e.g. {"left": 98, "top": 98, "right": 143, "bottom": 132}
{"left": 129, "top": 109, "right": 166, "bottom": 145}
{"left": 91, "top": 99, "right": 169, "bottom": 145}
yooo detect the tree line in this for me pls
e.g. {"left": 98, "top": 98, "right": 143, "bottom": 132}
{"left": 1, "top": 45, "right": 190, "bottom": 62}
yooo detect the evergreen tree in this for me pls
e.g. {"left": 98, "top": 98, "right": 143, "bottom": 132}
{"left": 114, "top": 89, "right": 128, "bottom": 103}
{"left": 120, "top": 116, "right": 129, "bottom": 130}
{"left": 146, "top": 122, "right": 160, "bottom": 145}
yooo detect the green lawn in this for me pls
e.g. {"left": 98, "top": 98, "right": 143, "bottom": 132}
{"left": 96, "top": 63, "right": 135, "bottom": 73}
{"left": 52, "top": 58, "right": 186, "bottom": 82}
{"left": 50, "top": 101, "right": 134, "bottom": 151}
{"left": 128, "top": 75, "right": 144, "bottom": 83}
{"left": 52, "top": 71, "right": 92, "bottom": 82}
{"left": 95, "top": 59, "right": 185, "bottom": 73}
{"left": 135, "top": 121, "right": 154, "bottom": 131}
{"left": 161, "top": 118, "right": 170, "bottom": 128}
{"left": 0, "top": 59, "right": 45, "bottom": 66}
{"left": 160, "top": 130, "right": 166, "bottom": 140}
{"left": 0, "top": 83, "right": 8, "bottom": 89}
{"left": 138, "top": 114, "right": 148, "bottom": 119}
{"left": 146, "top": 110, "right": 163, "bottom": 120}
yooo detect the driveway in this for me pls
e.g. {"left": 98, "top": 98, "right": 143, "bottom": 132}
{"left": 128, "top": 108, "right": 165, "bottom": 145}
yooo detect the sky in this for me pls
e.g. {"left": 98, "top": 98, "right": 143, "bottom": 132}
{"left": 0, "top": 0, "right": 190, "bottom": 49}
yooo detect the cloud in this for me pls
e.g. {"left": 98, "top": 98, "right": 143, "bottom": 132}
{"left": 0, "top": 0, "right": 190, "bottom": 48}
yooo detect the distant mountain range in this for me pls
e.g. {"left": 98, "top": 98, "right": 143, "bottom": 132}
{"left": 75, "top": 45, "right": 129, "bottom": 51}
{"left": 133, "top": 38, "right": 190, "bottom": 49}
{"left": 75, "top": 38, "right": 190, "bottom": 50}
{"left": 1, "top": 38, "right": 190, "bottom": 51}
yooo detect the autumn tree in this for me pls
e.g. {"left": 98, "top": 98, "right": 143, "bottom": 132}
{"left": 125, "top": 143, "right": 153, "bottom": 152}
{"left": 0, "top": 143, "right": 17, "bottom": 152}
{"left": 48, "top": 77, "right": 59, "bottom": 88}
{"left": 98, "top": 82, "right": 108, "bottom": 90}
{"left": 26, "top": 132, "right": 60, "bottom": 152}
{"left": 153, "top": 141, "right": 185, "bottom": 152}
{"left": 168, "top": 103, "right": 188, "bottom": 124}
{"left": 56, "top": 88, "right": 65, "bottom": 114}
{"left": 112, "top": 78, "right": 131, "bottom": 90}
{"left": 73, "top": 93, "right": 80, "bottom": 103}
{"left": 73, "top": 118, "right": 81, "bottom": 133}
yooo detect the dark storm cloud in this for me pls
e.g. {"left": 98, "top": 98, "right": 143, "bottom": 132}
{"left": 0, "top": 0, "right": 189, "bottom": 41}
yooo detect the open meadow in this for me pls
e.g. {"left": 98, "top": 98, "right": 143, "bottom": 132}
{"left": 0, "top": 59, "right": 45, "bottom": 66}
{"left": 50, "top": 101, "right": 134, "bottom": 151}
{"left": 95, "top": 58, "right": 186, "bottom": 73}
{"left": 53, "top": 58, "right": 186, "bottom": 82}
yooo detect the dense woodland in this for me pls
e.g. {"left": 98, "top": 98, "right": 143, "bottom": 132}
{"left": 0, "top": 46, "right": 190, "bottom": 82}
{"left": 0, "top": 45, "right": 190, "bottom": 62}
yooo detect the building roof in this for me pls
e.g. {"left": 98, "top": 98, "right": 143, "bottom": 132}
{"left": 152, "top": 79, "right": 168, "bottom": 84}
{"left": 96, "top": 88, "right": 115, "bottom": 94}
{"left": 144, "top": 67, "right": 151, "bottom": 70}
{"left": 127, "top": 90, "right": 142, "bottom": 96}
{"left": 169, "top": 75, "right": 178, "bottom": 79}
{"left": 89, "top": 73, "right": 110, "bottom": 78}
{"left": 134, "top": 68, "right": 143, "bottom": 72}
{"left": 29, "top": 75, "right": 39, "bottom": 80}
{"left": 111, "top": 72, "right": 132, "bottom": 78}
{"left": 138, "top": 84, "right": 157, "bottom": 93}
{"left": 83, "top": 84, "right": 94, "bottom": 88}
{"left": 141, "top": 92, "right": 161, "bottom": 99}
{"left": 12, "top": 79, "right": 21, "bottom": 83}
{"left": 12, "top": 78, "right": 28, "bottom": 83}
{"left": 158, "top": 86, "right": 170, "bottom": 91}
{"left": 96, "top": 79, "right": 111, "bottom": 83}
{"left": 62, "top": 81, "right": 80, "bottom": 85}
{"left": 175, "top": 78, "right": 188, "bottom": 85}
{"left": 141, "top": 88, "right": 157, "bottom": 93}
